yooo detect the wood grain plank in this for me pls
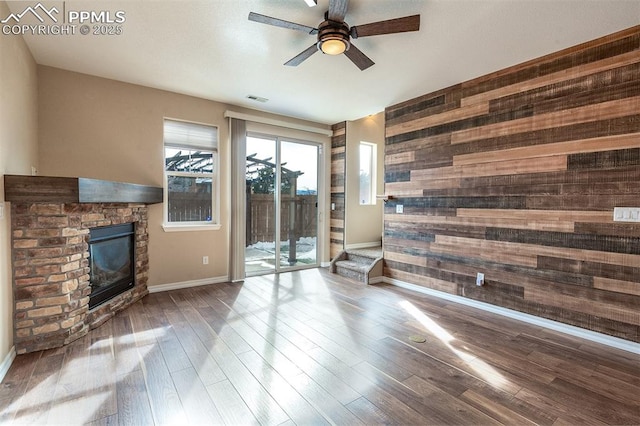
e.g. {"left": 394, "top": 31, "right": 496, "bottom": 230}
{"left": 514, "top": 387, "right": 607, "bottom": 426}
{"left": 402, "top": 375, "right": 502, "bottom": 425}
{"left": 593, "top": 276, "right": 640, "bottom": 296}
{"left": 237, "top": 351, "right": 330, "bottom": 425}
{"left": 427, "top": 239, "right": 538, "bottom": 268}
{"left": 87, "top": 320, "right": 118, "bottom": 423}
{"left": 237, "top": 311, "right": 362, "bottom": 405}
{"left": 206, "top": 380, "right": 259, "bottom": 425}
{"left": 387, "top": 212, "right": 575, "bottom": 233}
{"left": 410, "top": 155, "right": 568, "bottom": 180}
{"left": 460, "top": 29, "right": 640, "bottom": 98}
{"left": 128, "top": 303, "right": 189, "bottom": 425}
{"left": 206, "top": 338, "right": 290, "bottom": 425}
{"left": 115, "top": 370, "right": 154, "bottom": 426}
{"left": 169, "top": 321, "right": 226, "bottom": 386}
{"left": 434, "top": 234, "right": 640, "bottom": 267}
{"left": 385, "top": 151, "right": 415, "bottom": 165}
{"left": 451, "top": 96, "right": 640, "bottom": 144}
{"left": 453, "top": 132, "right": 640, "bottom": 166}
{"left": 456, "top": 208, "right": 612, "bottom": 223}
{"left": 170, "top": 367, "right": 224, "bottom": 424}
{"left": 345, "top": 396, "right": 396, "bottom": 425}
{"left": 461, "top": 50, "right": 640, "bottom": 107}
{"left": 46, "top": 336, "right": 96, "bottom": 425}
{"left": 386, "top": 101, "right": 490, "bottom": 138}
{"left": 524, "top": 287, "right": 640, "bottom": 326}
{"left": 384, "top": 267, "right": 458, "bottom": 294}
{"left": 460, "top": 388, "right": 538, "bottom": 425}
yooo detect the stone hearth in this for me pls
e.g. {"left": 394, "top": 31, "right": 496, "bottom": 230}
{"left": 4, "top": 175, "right": 162, "bottom": 354}
{"left": 11, "top": 203, "right": 150, "bottom": 354}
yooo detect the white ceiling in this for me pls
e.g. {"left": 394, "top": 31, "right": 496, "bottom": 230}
{"left": 10, "top": 0, "right": 640, "bottom": 124}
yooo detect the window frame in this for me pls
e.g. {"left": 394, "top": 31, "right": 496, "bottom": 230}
{"left": 359, "top": 141, "right": 377, "bottom": 206}
{"left": 162, "top": 118, "right": 221, "bottom": 232}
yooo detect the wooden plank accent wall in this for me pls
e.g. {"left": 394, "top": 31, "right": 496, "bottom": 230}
{"left": 383, "top": 26, "right": 640, "bottom": 342}
{"left": 330, "top": 122, "right": 346, "bottom": 259}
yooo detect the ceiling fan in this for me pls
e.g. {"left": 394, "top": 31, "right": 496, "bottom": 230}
{"left": 248, "top": 0, "right": 420, "bottom": 71}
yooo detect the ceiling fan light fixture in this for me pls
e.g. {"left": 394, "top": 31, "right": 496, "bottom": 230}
{"left": 317, "top": 20, "right": 350, "bottom": 55}
{"left": 303, "top": 0, "right": 317, "bottom": 6}
{"left": 320, "top": 38, "right": 347, "bottom": 55}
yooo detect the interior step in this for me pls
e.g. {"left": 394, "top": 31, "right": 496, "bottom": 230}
{"left": 346, "top": 252, "right": 379, "bottom": 266}
{"left": 329, "top": 246, "right": 383, "bottom": 284}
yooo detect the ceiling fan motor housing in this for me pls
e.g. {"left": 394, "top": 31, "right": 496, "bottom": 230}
{"left": 317, "top": 20, "right": 351, "bottom": 54}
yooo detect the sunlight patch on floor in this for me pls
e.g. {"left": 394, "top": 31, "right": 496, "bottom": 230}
{"left": 399, "top": 300, "right": 509, "bottom": 390}
{"left": 7, "top": 327, "right": 164, "bottom": 423}
{"left": 400, "top": 301, "right": 454, "bottom": 344}
{"left": 45, "top": 392, "right": 111, "bottom": 424}
{"left": 92, "top": 328, "right": 162, "bottom": 349}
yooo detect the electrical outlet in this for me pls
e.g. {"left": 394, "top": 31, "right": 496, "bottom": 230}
{"left": 331, "top": 202, "right": 335, "bottom": 211}
{"left": 31, "top": 166, "right": 37, "bottom": 176}
{"left": 613, "top": 207, "right": 640, "bottom": 222}
{"left": 476, "top": 272, "right": 485, "bottom": 286}
{"left": 396, "top": 204, "right": 404, "bottom": 214}
{"left": 202, "top": 256, "right": 209, "bottom": 265}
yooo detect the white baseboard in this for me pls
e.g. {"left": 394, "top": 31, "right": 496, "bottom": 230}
{"left": 346, "top": 242, "right": 382, "bottom": 250}
{"left": 148, "top": 275, "right": 229, "bottom": 293}
{"left": 368, "top": 276, "right": 384, "bottom": 284}
{"left": 384, "top": 277, "right": 640, "bottom": 355}
{"left": 0, "top": 346, "right": 16, "bottom": 382}
{"left": 320, "top": 262, "right": 331, "bottom": 268}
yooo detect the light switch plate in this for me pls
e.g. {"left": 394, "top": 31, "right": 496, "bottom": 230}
{"left": 0, "top": 202, "right": 4, "bottom": 220}
{"left": 396, "top": 204, "right": 404, "bottom": 214}
{"left": 613, "top": 207, "right": 640, "bottom": 222}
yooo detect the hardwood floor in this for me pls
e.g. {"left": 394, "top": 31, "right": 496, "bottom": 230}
{"left": 1, "top": 268, "right": 638, "bottom": 425}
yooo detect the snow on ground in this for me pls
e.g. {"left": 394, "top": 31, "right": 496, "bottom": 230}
{"left": 246, "top": 237, "right": 317, "bottom": 265}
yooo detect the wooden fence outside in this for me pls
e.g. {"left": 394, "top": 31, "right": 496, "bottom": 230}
{"left": 247, "top": 194, "right": 317, "bottom": 245}
{"left": 168, "top": 193, "right": 212, "bottom": 222}
{"left": 168, "top": 192, "right": 317, "bottom": 244}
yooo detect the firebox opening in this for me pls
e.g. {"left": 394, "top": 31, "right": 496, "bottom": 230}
{"left": 88, "top": 222, "right": 135, "bottom": 309}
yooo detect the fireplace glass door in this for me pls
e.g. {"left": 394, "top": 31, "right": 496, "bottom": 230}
{"left": 88, "top": 223, "right": 135, "bottom": 309}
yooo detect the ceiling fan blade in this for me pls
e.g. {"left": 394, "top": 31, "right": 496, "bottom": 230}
{"left": 284, "top": 44, "right": 319, "bottom": 66}
{"left": 248, "top": 12, "right": 318, "bottom": 35}
{"left": 328, "top": 0, "right": 349, "bottom": 22}
{"left": 344, "top": 44, "right": 374, "bottom": 71}
{"left": 303, "top": 0, "right": 317, "bottom": 6}
{"left": 350, "top": 14, "right": 420, "bottom": 38}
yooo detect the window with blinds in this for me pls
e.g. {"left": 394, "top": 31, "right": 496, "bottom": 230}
{"left": 163, "top": 119, "right": 218, "bottom": 224}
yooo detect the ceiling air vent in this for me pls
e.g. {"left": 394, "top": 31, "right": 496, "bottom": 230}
{"left": 246, "top": 95, "right": 268, "bottom": 103}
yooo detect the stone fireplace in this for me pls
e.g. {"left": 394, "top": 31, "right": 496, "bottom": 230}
{"left": 4, "top": 175, "right": 162, "bottom": 354}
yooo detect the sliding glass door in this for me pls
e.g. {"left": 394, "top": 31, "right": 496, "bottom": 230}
{"left": 245, "top": 135, "right": 319, "bottom": 276}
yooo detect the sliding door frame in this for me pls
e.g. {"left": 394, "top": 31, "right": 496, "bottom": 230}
{"left": 245, "top": 131, "right": 323, "bottom": 276}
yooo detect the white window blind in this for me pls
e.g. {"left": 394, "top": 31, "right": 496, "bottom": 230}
{"left": 164, "top": 119, "right": 218, "bottom": 150}
{"left": 163, "top": 119, "right": 218, "bottom": 227}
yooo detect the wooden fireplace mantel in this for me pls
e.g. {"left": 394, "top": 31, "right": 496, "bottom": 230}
{"left": 4, "top": 175, "right": 163, "bottom": 204}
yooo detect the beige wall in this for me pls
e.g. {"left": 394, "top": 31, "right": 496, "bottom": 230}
{"left": 0, "top": 1, "right": 39, "bottom": 364}
{"left": 345, "top": 113, "right": 385, "bottom": 247}
{"left": 37, "top": 66, "right": 330, "bottom": 286}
